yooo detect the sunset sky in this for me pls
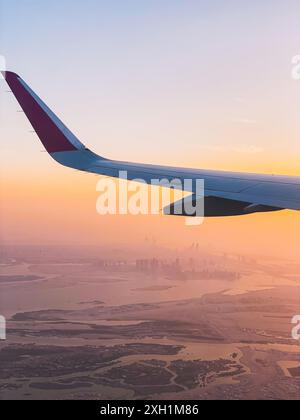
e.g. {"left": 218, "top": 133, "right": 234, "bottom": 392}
{"left": 0, "top": 0, "right": 300, "bottom": 258}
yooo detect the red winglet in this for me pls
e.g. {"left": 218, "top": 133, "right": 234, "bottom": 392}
{"left": 2, "top": 71, "right": 80, "bottom": 153}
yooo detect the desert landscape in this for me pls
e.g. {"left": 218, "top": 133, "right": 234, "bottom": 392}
{"left": 0, "top": 244, "right": 299, "bottom": 400}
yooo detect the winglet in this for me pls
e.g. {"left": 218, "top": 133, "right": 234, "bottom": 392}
{"left": 2, "top": 71, "right": 86, "bottom": 153}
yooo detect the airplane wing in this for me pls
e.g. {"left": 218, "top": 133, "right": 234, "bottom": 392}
{"left": 2, "top": 71, "right": 300, "bottom": 217}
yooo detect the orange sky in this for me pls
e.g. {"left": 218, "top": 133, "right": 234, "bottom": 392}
{"left": 1, "top": 164, "right": 300, "bottom": 261}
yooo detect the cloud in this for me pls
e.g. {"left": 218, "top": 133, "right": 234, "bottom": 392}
{"left": 232, "top": 118, "right": 258, "bottom": 125}
{"left": 201, "top": 144, "right": 263, "bottom": 154}
{"left": 232, "top": 145, "right": 263, "bottom": 154}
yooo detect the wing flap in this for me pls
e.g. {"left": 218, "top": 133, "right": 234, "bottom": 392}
{"left": 205, "top": 188, "right": 300, "bottom": 212}
{"left": 163, "top": 195, "right": 282, "bottom": 217}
